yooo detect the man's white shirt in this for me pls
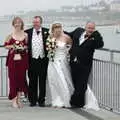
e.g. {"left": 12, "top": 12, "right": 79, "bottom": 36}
{"left": 79, "top": 31, "right": 86, "bottom": 45}
{"left": 74, "top": 31, "right": 86, "bottom": 62}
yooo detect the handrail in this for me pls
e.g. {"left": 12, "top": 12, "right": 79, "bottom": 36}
{"left": 0, "top": 45, "right": 4, "bottom": 47}
{"left": 1, "top": 45, "right": 120, "bottom": 53}
{"left": 99, "top": 48, "right": 120, "bottom": 53}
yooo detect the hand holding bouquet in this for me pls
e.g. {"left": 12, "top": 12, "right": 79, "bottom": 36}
{"left": 13, "top": 40, "right": 24, "bottom": 53}
{"left": 46, "top": 36, "right": 56, "bottom": 62}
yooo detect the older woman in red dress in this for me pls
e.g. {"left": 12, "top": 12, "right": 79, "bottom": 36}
{"left": 4, "top": 17, "right": 28, "bottom": 108}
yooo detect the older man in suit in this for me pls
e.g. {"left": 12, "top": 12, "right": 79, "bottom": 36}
{"left": 68, "top": 22, "right": 104, "bottom": 108}
{"left": 25, "top": 16, "right": 49, "bottom": 107}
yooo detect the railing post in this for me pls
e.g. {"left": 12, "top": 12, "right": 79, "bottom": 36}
{"left": 110, "top": 50, "right": 114, "bottom": 63}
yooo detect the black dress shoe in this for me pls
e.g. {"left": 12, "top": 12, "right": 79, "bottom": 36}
{"left": 70, "top": 105, "right": 79, "bottom": 109}
{"left": 70, "top": 104, "right": 84, "bottom": 109}
{"left": 29, "top": 103, "right": 36, "bottom": 107}
{"left": 38, "top": 103, "right": 45, "bottom": 107}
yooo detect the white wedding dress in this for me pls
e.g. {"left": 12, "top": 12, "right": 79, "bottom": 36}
{"left": 46, "top": 40, "right": 100, "bottom": 110}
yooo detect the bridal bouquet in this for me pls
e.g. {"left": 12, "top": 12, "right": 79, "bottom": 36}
{"left": 46, "top": 36, "right": 56, "bottom": 62}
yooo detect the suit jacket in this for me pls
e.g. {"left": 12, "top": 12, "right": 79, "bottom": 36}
{"left": 25, "top": 27, "right": 49, "bottom": 61}
{"left": 68, "top": 27, "right": 104, "bottom": 67}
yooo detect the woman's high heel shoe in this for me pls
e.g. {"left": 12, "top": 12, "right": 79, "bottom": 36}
{"left": 17, "top": 98, "right": 23, "bottom": 108}
{"left": 12, "top": 97, "right": 18, "bottom": 108}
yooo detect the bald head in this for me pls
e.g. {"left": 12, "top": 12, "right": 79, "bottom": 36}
{"left": 85, "top": 22, "right": 96, "bottom": 36}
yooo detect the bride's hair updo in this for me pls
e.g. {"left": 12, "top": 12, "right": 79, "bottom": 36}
{"left": 48, "top": 22, "right": 63, "bottom": 38}
{"left": 51, "top": 23, "right": 62, "bottom": 33}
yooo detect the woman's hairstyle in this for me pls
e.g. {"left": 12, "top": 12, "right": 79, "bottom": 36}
{"left": 12, "top": 16, "right": 24, "bottom": 30}
{"left": 49, "top": 22, "right": 62, "bottom": 35}
{"left": 51, "top": 23, "right": 62, "bottom": 32}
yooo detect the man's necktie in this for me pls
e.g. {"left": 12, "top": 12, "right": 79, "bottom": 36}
{"left": 36, "top": 31, "right": 40, "bottom": 35}
{"left": 84, "top": 34, "right": 89, "bottom": 39}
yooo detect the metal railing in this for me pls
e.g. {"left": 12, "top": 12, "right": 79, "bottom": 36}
{"left": 0, "top": 45, "right": 8, "bottom": 97}
{"left": 90, "top": 59, "right": 120, "bottom": 113}
{"left": 0, "top": 45, "right": 120, "bottom": 113}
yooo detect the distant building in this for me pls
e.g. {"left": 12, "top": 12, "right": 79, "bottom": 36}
{"left": 88, "top": 0, "right": 108, "bottom": 11}
{"left": 89, "top": 5, "right": 105, "bottom": 11}
{"left": 61, "top": 6, "right": 76, "bottom": 12}
{"left": 60, "top": 0, "right": 110, "bottom": 12}
{"left": 110, "top": 0, "right": 120, "bottom": 11}
{"left": 74, "top": 6, "right": 85, "bottom": 12}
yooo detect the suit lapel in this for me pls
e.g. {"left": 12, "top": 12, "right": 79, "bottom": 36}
{"left": 28, "top": 28, "right": 33, "bottom": 57}
{"left": 78, "top": 29, "right": 85, "bottom": 46}
{"left": 29, "top": 28, "right": 33, "bottom": 46}
{"left": 42, "top": 28, "right": 47, "bottom": 54}
{"left": 74, "top": 29, "right": 85, "bottom": 46}
{"left": 42, "top": 27, "right": 45, "bottom": 41}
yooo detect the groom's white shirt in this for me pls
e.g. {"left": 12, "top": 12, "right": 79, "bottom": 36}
{"left": 79, "top": 31, "right": 86, "bottom": 45}
{"left": 74, "top": 31, "right": 86, "bottom": 62}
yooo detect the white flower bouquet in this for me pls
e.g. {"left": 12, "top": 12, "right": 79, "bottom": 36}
{"left": 46, "top": 36, "right": 56, "bottom": 62}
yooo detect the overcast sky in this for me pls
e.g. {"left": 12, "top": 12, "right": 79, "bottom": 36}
{"left": 0, "top": 0, "right": 112, "bottom": 16}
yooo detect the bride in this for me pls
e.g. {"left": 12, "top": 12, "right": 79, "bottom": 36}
{"left": 46, "top": 22, "right": 99, "bottom": 110}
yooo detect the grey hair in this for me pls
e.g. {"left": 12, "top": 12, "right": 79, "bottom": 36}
{"left": 86, "top": 21, "right": 96, "bottom": 26}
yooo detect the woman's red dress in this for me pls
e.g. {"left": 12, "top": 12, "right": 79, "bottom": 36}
{"left": 4, "top": 38, "right": 28, "bottom": 100}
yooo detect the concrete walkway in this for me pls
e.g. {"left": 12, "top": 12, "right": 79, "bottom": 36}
{"left": 0, "top": 99, "right": 120, "bottom": 120}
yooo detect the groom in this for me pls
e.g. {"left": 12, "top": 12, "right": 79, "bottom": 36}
{"left": 68, "top": 21, "right": 104, "bottom": 108}
{"left": 25, "top": 16, "right": 49, "bottom": 107}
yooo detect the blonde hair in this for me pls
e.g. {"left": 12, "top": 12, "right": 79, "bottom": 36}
{"left": 51, "top": 23, "right": 62, "bottom": 33}
{"left": 12, "top": 17, "right": 24, "bottom": 30}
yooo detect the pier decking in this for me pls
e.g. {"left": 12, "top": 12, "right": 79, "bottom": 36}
{"left": 0, "top": 99, "right": 120, "bottom": 120}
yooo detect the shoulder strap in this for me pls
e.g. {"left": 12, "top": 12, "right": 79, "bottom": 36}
{"left": 24, "top": 32, "right": 28, "bottom": 43}
{"left": 5, "top": 34, "right": 12, "bottom": 42}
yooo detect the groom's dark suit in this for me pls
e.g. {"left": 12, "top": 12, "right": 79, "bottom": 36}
{"left": 25, "top": 27, "right": 49, "bottom": 106}
{"left": 68, "top": 27, "right": 104, "bottom": 107}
